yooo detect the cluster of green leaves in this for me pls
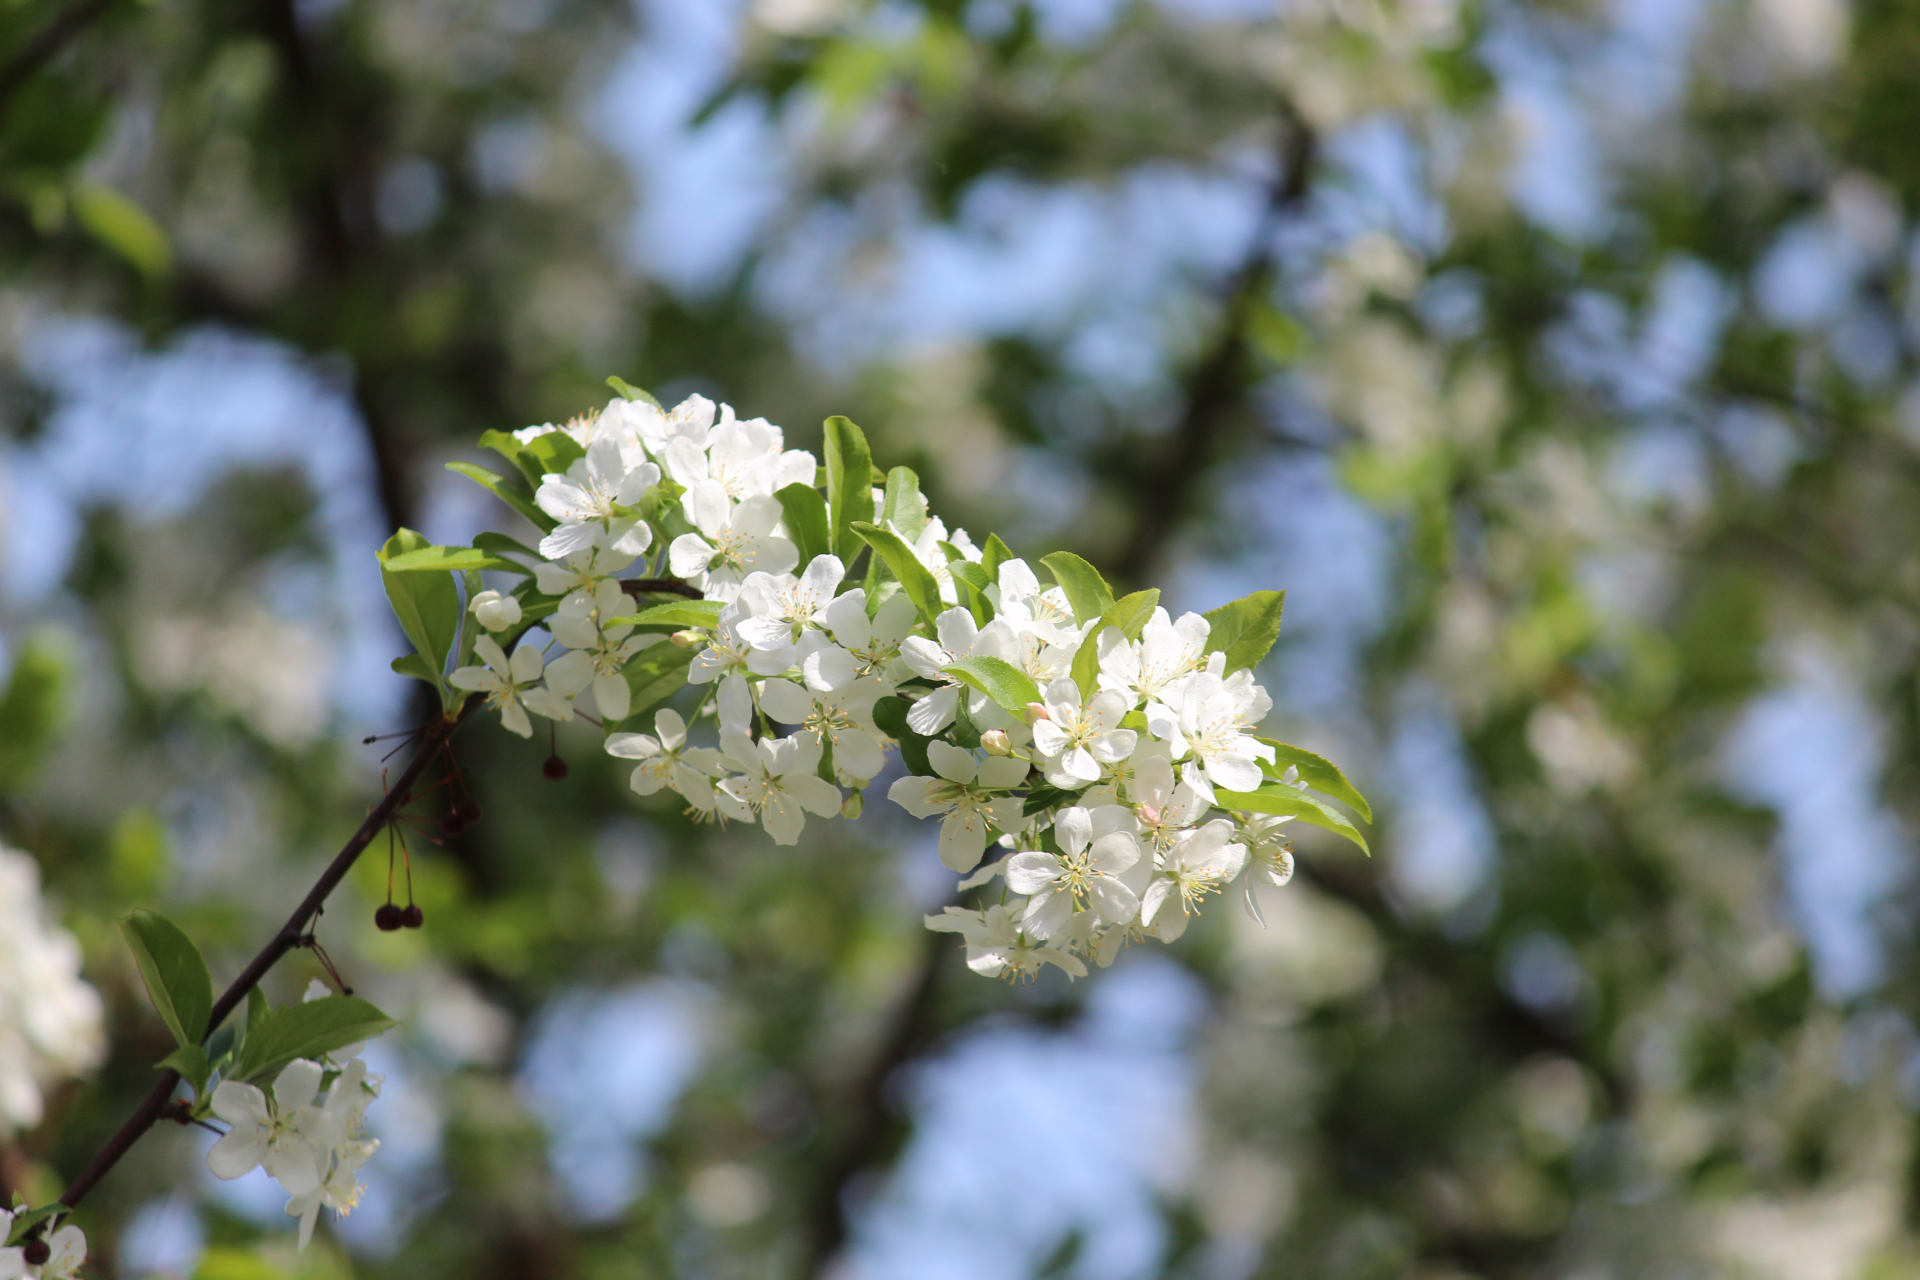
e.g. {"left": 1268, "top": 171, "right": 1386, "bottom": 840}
{"left": 119, "top": 910, "right": 394, "bottom": 1109}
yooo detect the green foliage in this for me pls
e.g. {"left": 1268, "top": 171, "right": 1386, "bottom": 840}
{"left": 872, "top": 696, "right": 934, "bottom": 775}
{"left": 157, "top": 1044, "right": 211, "bottom": 1098}
{"left": 378, "top": 529, "right": 462, "bottom": 706}
{"left": 1201, "top": 590, "right": 1285, "bottom": 673}
{"left": 824, "top": 416, "right": 876, "bottom": 565}
{"left": 605, "top": 375, "right": 661, "bottom": 408}
{"left": 230, "top": 996, "right": 397, "bottom": 1084}
{"left": 0, "top": 637, "right": 67, "bottom": 791}
{"left": 1258, "top": 738, "right": 1373, "bottom": 824}
{"left": 851, "top": 521, "right": 944, "bottom": 624}
{"left": 1039, "top": 551, "right": 1113, "bottom": 625}
{"left": 775, "top": 482, "right": 832, "bottom": 569}
{"left": 119, "top": 910, "right": 214, "bottom": 1049}
{"left": 1214, "top": 783, "right": 1371, "bottom": 855}
{"left": 882, "top": 466, "right": 929, "bottom": 542}
{"left": 1069, "top": 589, "right": 1160, "bottom": 698}
{"left": 604, "top": 600, "right": 724, "bottom": 629}
{"left": 941, "top": 656, "right": 1040, "bottom": 714}
{"left": 381, "top": 545, "right": 530, "bottom": 575}
{"left": 446, "top": 462, "right": 555, "bottom": 532}
{"left": 617, "top": 644, "right": 698, "bottom": 729}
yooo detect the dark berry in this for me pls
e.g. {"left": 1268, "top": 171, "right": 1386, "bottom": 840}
{"left": 400, "top": 904, "right": 425, "bottom": 929}
{"left": 440, "top": 813, "right": 466, "bottom": 837}
{"left": 542, "top": 754, "right": 569, "bottom": 780}
{"left": 454, "top": 798, "right": 482, "bottom": 823}
{"left": 375, "top": 903, "right": 405, "bottom": 932}
{"left": 23, "top": 1239, "right": 49, "bottom": 1266}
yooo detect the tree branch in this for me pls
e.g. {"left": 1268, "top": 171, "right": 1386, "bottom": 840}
{"left": 57, "top": 697, "right": 479, "bottom": 1211}
{"left": 0, "top": 0, "right": 121, "bottom": 116}
{"left": 620, "top": 577, "right": 705, "bottom": 601}
{"left": 1110, "top": 106, "right": 1316, "bottom": 587}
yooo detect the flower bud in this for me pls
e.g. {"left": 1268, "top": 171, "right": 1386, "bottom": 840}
{"left": 470, "top": 590, "right": 522, "bottom": 632}
{"left": 1023, "top": 702, "right": 1050, "bottom": 726}
{"left": 1136, "top": 804, "right": 1160, "bottom": 827}
{"left": 670, "top": 630, "right": 704, "bottom": 648}
{"left": 841, "top": 790, "right": 864, "bottom": 820}
{"left": 979, "top": 729, "right": 1013, "bottom": 756}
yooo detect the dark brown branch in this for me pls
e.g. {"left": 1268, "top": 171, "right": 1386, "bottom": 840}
{"left": 620, "top": 577, "right": 705, "bottom": 601}
{"left": 1110, "top": 108, "right": 1317, "bottom": 587}
{"left": 0, "top": 0, "right": 120, "bottom": 115}
{"left": 58, "top": 697, "right": 479, "bottom": 1211}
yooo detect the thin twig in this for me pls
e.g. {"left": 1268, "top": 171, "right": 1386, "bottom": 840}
{"left": 57, "top": 697, "right": 479, "bottom": 1210}
{"left": 0, "top": 0, "right": 121, "bottom": 116}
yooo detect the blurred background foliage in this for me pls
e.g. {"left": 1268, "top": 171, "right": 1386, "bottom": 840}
{"left": 4, "top": 0, "right": 1920, "bottom": 1277}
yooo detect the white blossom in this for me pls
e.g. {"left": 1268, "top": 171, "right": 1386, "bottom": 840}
{"left": 534, "top": 437, "right": 660, "bottom": 560}
{"left": 734, "top": 556, "right": 845, "bottom": 651}
{"left": 1140, "top": 819, "right": 1248, "bottom": 942}
{"left": 606, "top": 709, "right": 724, "bottom": 799}
{"left": 713, "top": 731, "right": 843, "bottom": 844}
{"left": 206, "top": 1059, "right": 331, "bottom": 1194}
{"left": 668, "top": 492, "right": 797, "bottom": 602}
{"left": 820, "top": 589, "right": 918, "bottom": 685}
{"left": 468, "top": 590, "right": 521, "bottom": 632}
{"left": 450, "top": 636, "right": 567, "bottom": 737}
{"left": 897, "top": 608, "right": 1019, "bottom": 736}
{"left": 1148, "top": 669, "right": 1276, "bottom": 803}
{"left": 1006, "top": 805, "right": 1143, "bottom": 939}
{"left": 1029, "top": 677, "right": 1137, "bottom": 788}
{"left": 1096, "top": 607, "right": 1210, "bottom": 707}
{"left": 924, "top": 904, "right": 1086, "bottom": 980}
{"left": 0, "top": 849, "right": 103, "bottom": 1137}
{"left": 886, "top": 741, "right": 1028, "bottom": 871}
{"left": 758, "top": 675, "right": 891, "bottom": 784}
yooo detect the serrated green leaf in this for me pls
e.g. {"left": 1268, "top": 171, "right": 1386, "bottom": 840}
{"left": 379, "top": 530, "right": 460, "bottom": 704}
{"left": 1257, "top": 738, "right": 1372, "bottom": 823}
{"left": 1040, "top": 552, "right": 1114, "bottom": 625}
{"left": 1202, "top": 590, "right": 1286, "bottom": 674}
{"left": 852, "top": 522, "right": 944, "bottom": 625}
{"left": 943, "top": 656, "right": 1040, "bottom": 714}
{"left": 1069, "top": 588, "right": 1160, "bottom": 699}
{"left": 476, "top": 429, "right": 540, "bottom": 490}
{"left": 871, "top": 696, "right": 934, "bottom": 776}
{"left": 158, "top": 1044, "right": 210, "bottom": 1097}
{"left": 120, "top": 910, "right": 213, "bottom": 1049}
{"left": 603, "top": 600, "right": 725, "bottom": 630}
{"left": 1215, "top": 783, "right": 1370, "bottom": 856}
{"left": 882, "top": 466, "right": 928, "bottom": 543}
{"left": 775, "top": 482, "right": 832, "bottom": 569}
{"left": 606, "top": 375, "right": 661, "bottom": 408}
{"left": 381, "top": 545, "right": 529, "bottom": 574}
{"left": 824, "top": 416, "right": 875, "bottom": 565}
{"left": 233, "top": 996, "right": 398, "bottom": 1083}
{"left": 446, "top": 461, "right": 556, "bottom": 532}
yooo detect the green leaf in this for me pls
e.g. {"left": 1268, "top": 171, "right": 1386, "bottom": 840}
{"left": 946, "top": 559, "right": 994, "bottom": 624}
{"left": 473, "top": 531, "right": 541, "bottom": 562}
{"left": 378, "top": 530, "right": 461, "bottom": 703}
{"left": 617, "top": 643, "right": 698, "bottom": 729}
{"left": 120, "top": 910, "right": 214, "bottom": 1049}
{"left": 824, "top": 416, "right": 876, "bottom": 564}
{"left": 72, "top": 183, "right": 170, "bottom": 280}
{"left": 1202, "top": 590, "right": 1286, "bottom": 673}
{"left": 1214, "top": 783, "right": 1370, "bottom": 856}
{"left": 1023, "top": 782, "right": 1075, "bottom": 816}
{"left": 982, "top": 533, "right": 1014, "bottom": 582}
{"left": 0, "top": 637, "right": 68, "bottom": 790}
{"left": 390, "top": 654, "right": 441, "bottom": 685}
{"left": 871, "top": 696, "right": 934, "bottom": 776}
{"left": 6, "top": 1206, "right": 66, "bottom": 1245}
{"left": 603, "top": 600, "right": 725, "bottom": 630}
{"left": 852, "top": 522, "right": 944, "bottom": 625}
{"left": 446, "top": 461, "right": 556, "bottom": 532}
{"left": 942, "top": 656, "right": 1040, "bottom": 714}
{"left": 882, "top": 467, "right": 929, "bottom": 543}
{"left": 606, "top": 375, "right": 662, "bottom": 408}
{"left": 775, "top": 482, "right": 832, "bottom": 569}
{"left": 247, "top": 985, "right": 270, "bottom": 1034}
{"left": 1257, "top": 738, "right": 1373, "bottom": 823}
{"left": 157, "top": 1044, "right": 210, "bottom": 1097}
{"left": 519, "top": 430, "right": 585, "bottom": 483}
{"left": 1040, "top": 552, "right": 1114, "bottom": 625}
{"left": 476, "top": 429, "right": 541, "bottom": 491}
{"left": 381, "top": 545, "right": 530, "bottom": 575}
{"left": 204, "top": 1021, "right": 239, "bottom": 1073}
{"left": 233, "top": 996, "right": 398, "bottom": 1084}
{"left": 1068, "top": 588, "right": 1160, "bottom": 699}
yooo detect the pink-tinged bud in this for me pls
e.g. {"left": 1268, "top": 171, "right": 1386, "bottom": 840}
{"left": 841, "top": 791, "right": 864, "bottom": 820}
{"left": 979, "top": 729, "right": 1013, "bottom": 756}
{"left": 1136, "top": 804, "right": 1161, "bottom": 826}
{"left": 1024, "top": 702, "right": 1050, "bottom": 726}
{"left": 670, "top": 630, "right": 704, "bottom": 648}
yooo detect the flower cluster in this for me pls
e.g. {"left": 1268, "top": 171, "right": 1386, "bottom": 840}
{"left": 0, "top": 1209, "right": 84, "bottom": 1280}
{"left": 407, "top": 388, "right": 1366, "bottom": 982}
{"left": 0, "top": 847, "right": 104, "bottom": 1136}
{"left": 205, "top": 994, "right": 382, "bottom": 1250}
